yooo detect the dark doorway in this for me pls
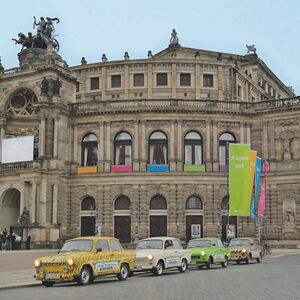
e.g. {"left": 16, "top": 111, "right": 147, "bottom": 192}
{"left": 221, "top": 215, "right": 237, "bottom": 241}
{"left": 186, "top": 215, "right": 203, "bottom": 242}
{"left": 150, "top": 216, "right": 167, "bottom": 237}
{"left": 81, "top": 216, "right": 95, "bottom": 236}
{"left": 114, "top": 216, "right": 131, "bottom": 243}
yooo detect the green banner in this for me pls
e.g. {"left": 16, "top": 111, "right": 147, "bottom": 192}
{"left": 229, "top": 144, "right": 251, "bottom": 216}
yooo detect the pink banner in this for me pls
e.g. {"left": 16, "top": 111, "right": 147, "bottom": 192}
{"left": 257, "top": 161, "right": 269, "bottom": 217}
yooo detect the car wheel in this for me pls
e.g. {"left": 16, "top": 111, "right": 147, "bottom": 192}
{"left": 245, "top": 256, "right": 250, "bottom": 264}
{"left": 179, "top": 259, "right": 187, "bottom": 273}
{"left": 257, "top": 253, "right": 263, "bottom": 263}
{"left": 206, "top": 257, "right": 213, "bottom": 269}
{"left": 154, "top": 261, "right": 164, "bottom": 276}
{"left": 42, "top": 281, "right": 55, "bottom": 287}
{"left": 236, "top": 260, "right": 240, "bottom": 265}
{"left": 117, "top": 263, "right": 129, "bottom": 281}
{"left": 128, "top": 270, "right": 134, "bottom": 277}
{"left": 221, "top": 256, "right": 228, "bottom": 268}
{"left": 77, "top": 265, "right": 92, "bottom": 285}
{"left": 198, "top": 265, "right": 204, "bottom": 269}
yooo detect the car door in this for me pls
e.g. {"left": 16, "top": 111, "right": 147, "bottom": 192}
{"left": 93, "top": 239, "right": 111, "bottom": 276}
{"left": 108, "top": 239, "right": 124, "bottom": 274}
{"left": 163, "top": 239, "right": 180, "bottom": 268}
{"left": 211, "top": 239, "right": 221, "bottom": 263}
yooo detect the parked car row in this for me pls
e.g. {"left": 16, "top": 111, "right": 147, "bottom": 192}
{"left": 33, "top": 236, "right": 264, "bottom": 287}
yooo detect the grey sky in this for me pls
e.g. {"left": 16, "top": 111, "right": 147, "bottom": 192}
{"left": 1, "top": 0, "right": 299, "bottom": 94}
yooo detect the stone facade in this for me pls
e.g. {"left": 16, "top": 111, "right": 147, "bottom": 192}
{"left": 0, "top": 36, "right": 299, "bottom": 243}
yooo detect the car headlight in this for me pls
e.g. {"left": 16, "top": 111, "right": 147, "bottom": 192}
{"left": 63, "top": 266, "right": 69, "bottom": 273}
{"left": 34, "top": 260, "right": 40, "bottom": 267}
{"left": 200, "top": 251, "right": 206, "bottom": 257}
{"left": 67, "top": 258, "right": 74, "bottom": 266}
{"left": 147, "top": 254, "right": 153, "bottom": 261}
{"left": 242, "top": 249, "right": 246, "bottom": 253}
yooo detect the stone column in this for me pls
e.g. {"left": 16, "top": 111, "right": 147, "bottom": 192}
{"left": 218, "top": 66, "right": 223, "bottom": 100}
{"left": 39, "top": 178, "right": 47, "bottom": 225}
{"left": 52, "top": 184, "right": 58, "bottom": 224}
{"left": 147, "top": 64, "right": 153, "bottom": 99}
{"left": 195, "top": 64, "right": 200, "bottom": 99}
{"left": 98, "top": 122, "right": 104, "bottom": 172}
{"left": 206, "top": 121, "right": 212, "bottom": 171}
{"left": 73, "top": 124, "right": 78, "bottom": 164}
{"left": 140, "top": 122, "right": 146, "bottom": 171}
{"left": 53, "top": 117, "right": 59, "bottom": 158}
{"left": 246, "top": 123, "right": 251, "bottom": 145}
{"left": 30, "top": 181, "right": 37, "bottom": 223}
{"left": 240, "top": 123, "right": 245, "bottom": 144}
{"left": 212, "top": 122, "right": 218, "bottom": 171}
{"left": 101, "top": 66, "right": 106, "bottom": 100}
{"left": 176, "top": 121, "right": 183, "bottom": 171}
{"left": 133, "top": 121, "right": 139, "bottom": 171}
{"left": 39, "top": 118, "right": 46, "bottom": 157}
{"left": 171, "top": 63, "right": 177, "bottom": 99}
{"left": 124, "top": 65, "right": 129, "bottom": 100}
{"left": 170, "top": 122, "right": 176, "bottom": 171}
{"left": 104, "top": 122, "right": 111, "bottom": 172}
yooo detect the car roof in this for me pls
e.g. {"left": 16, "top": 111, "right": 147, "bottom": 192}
{"left": 68, "top": 236, "right": 118, "bottom": 242}
{"left": 190, "top": 237, "right": 219, "bottom": 241}
{"left": 138, "top": 237, "right": 178, "bottom": 241}
{"left": 230, "top": 237, "right": 254, "bottom": 240}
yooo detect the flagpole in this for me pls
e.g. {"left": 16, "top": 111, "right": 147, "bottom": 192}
{"left": 226, "top": 141, "right": 230, "bottom": 242}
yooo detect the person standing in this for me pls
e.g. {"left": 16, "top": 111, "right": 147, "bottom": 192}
{"left": 26, "top": 235, "right": 31, "bottom": 250}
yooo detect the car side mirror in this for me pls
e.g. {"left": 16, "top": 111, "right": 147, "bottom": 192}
{"left": 96, "top": 247, "right": 102, "bottom": 252}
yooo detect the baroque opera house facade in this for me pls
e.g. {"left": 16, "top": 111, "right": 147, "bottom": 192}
{"left": 0, "top": 20, "right": 299, "bottom": 244}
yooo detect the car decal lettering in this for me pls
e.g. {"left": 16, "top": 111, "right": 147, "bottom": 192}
{"left": 165, "top": 256, "right": 181, "bottom": 264}
{"left": 94, "top": 261, "right": 119, "bottom": 270}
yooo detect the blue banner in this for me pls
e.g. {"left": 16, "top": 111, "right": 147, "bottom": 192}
{"left": 250, "top": 157, "right": 262, "bottom": 219}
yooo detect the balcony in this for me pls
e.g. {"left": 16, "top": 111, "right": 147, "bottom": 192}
{"left": 0, "top": 160, "right": 41, "bottom": 173}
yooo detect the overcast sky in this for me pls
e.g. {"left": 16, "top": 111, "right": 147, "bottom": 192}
{"left": 1, "top": 0, "right": 299, "bottom": 94}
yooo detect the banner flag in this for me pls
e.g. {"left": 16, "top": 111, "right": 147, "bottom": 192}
{"left": 229, "top": 144, "right": 251, "bottom": 216}
{"left": 249, "top": 151, "right": 257, "bottom": 197}
{"left": 257, "top": 161, "right": 270, "bottom": 217}
{"left": 250, "top": 157, "right": 262, "bottom": 219}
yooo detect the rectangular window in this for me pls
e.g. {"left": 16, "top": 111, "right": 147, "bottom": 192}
{"left": 111, "top": 75, "right": 121, "bottom": 88}
{"left": 90, "top": 77, "right": 99, "bottom": 90}
{"left": 133, "top": 73, "right": 144, "bottom": 87}
{"left": 180, "top": 73, "right": 191, "bottom": 86}
{"left": 203, "top": 74, "right": 213, "bottom": 87}
{"left": 76, "top": 82, "right": 80, "bottom": 92}
{"left": 150, "top": 144, "right": 167, "bottom": 164}
{"left": 156, "top": 73, "right": 168, "bottom": 86}
{"left": 185, "top": 145, "right": 192, "bottom": 164}
{"left": 219, "top": 145, "right": 226, "bottom": 165}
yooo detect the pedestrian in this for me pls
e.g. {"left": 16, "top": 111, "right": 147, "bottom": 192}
{"left": 15, "top": 234, "right": 22, "bottom": 250}
{"left": 6, "top": 233, "right": 11, "bottom": 250}
{"left": 11, "top": 232, "right": 16, "bottom": 250}
{"left": 0, "top": 232, "right": 4, "bottom": 250}
{"left": 26, "top": 235, "right": 31, "bottom": 250}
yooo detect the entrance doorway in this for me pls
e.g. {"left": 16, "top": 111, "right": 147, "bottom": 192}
{"left": 186, "top": 215, "right": 203, "bottom": 241}
{"left": 0, "top": 188, "right": 21, "bottom": 230}
{"left": 80, "top": 216, "right": 95, "bottom": 236}
{"left": 150, "top": 216, "right": 167, "bottom": 237}
{"left": 114, "top": 216, "right": 131, "bottom": 243}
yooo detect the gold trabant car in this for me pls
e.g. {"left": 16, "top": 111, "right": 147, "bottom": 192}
{"left": 229, "top": 237, "right": 264, "bottom": 264}
{"left": 34, "top": 236, "right": 135, "bottom": 287}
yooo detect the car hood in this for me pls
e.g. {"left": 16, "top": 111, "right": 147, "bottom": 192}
{"left": 188, "top": 247, "right": 212, "bottom": 254}
{"left": 36, "top": 252, "right": 91, "bottom": 264}
{"left": 135, "top": 249, "right": 162, "bottom": 257}
{"left": 229, "top": 246, "right": 250, "bottom": 251}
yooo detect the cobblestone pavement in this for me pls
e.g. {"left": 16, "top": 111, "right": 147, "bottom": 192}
{"left": 0, "top": 254, "right": 299, "bottom": 300}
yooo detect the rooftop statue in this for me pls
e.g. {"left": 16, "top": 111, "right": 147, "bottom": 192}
{"left": 169, "top": 29, "right": 179, "bottom": 46}
{"left": 12, "top": 16, "right": 60, "bottom": 52}
{"left": 246, "top": 44, "right": 257, "bottom": 55}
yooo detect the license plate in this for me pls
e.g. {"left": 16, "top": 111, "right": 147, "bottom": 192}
{"left": 45, "top": 273, "right": 60, "bottom": 280}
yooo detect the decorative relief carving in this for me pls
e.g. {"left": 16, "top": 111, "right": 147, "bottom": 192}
{"left": 282, "top": 197, "right": 296, "bottom": 226}
{"left": 217, "top": 121, "right": 240, "bottom": 127}
{"left": 5, "top": 126, "right": 39, "bottom": 135}
{"left": 280, "top": 130, "right": 294, "bottom": 160}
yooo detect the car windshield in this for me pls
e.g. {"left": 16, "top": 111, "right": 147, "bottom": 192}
{"left": 136, "top": 239, "right": 163, "bottom": 250}
{"left": 187, "top": 240, "right": 211, "bottom": 248}
{"left": 61, "top": 240, "right": 93, "bottom": 252}
{"left": 229, "top": 239, "right": 250, "bottom": 246}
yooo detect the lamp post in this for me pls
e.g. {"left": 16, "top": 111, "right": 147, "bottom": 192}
{"left": 176, "top": 208, "right": 180, "bottom": 238}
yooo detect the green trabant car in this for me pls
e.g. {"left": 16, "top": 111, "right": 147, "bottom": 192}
{"left": 187, "top": 238, "right": 231, "bottom": 269}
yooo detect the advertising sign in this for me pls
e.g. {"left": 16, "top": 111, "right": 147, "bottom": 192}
{"left": 191, "top": 224, "right": 201, "bottom": 238}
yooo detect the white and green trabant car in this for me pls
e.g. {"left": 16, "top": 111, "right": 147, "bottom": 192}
{"left": 187, "top": 238, "right": 231, "bottom": 269}
{"left": 134, "top": 237, "right": 191, "bottom": 276}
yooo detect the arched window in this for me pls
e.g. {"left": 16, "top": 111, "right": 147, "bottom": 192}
{"left": 219, "top": 132, "right": 235, "bottom": 165}
{"left": 150, "top": 195, "right": 167, "bottom": 209}
{"left": 221, "top": 195, "right": 229, "bottom": 211}
{"left": 81, "top": 196, "right": 96, "bottom": 211}
{"left": 81, "top": 133, "right": 98, "bottom": 166}
{"left": 114, "top": 196, "right": 131, "bottom": 210}
{"left": 184, "top": 131, "right": 203, "bottom": 165}
{"left": 149, "top": 131, "right": 168, "bottom": 164}
{"left": 114, "top": 132, "right": 132, "bottom": 165}
{"left": 186, "top": 196, "right": 203, "bottom": 209}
